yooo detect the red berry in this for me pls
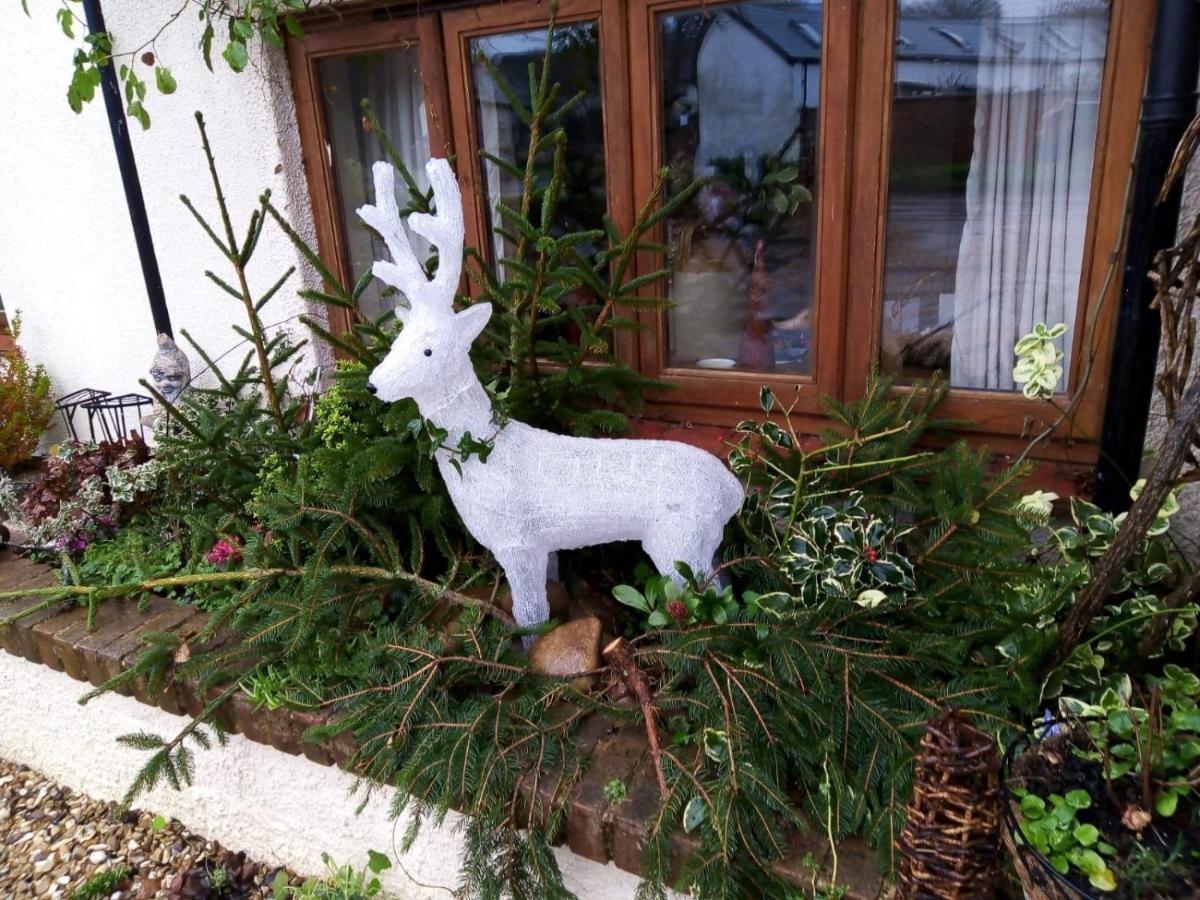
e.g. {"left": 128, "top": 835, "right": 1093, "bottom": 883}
{"left": 864, "top": 547, "right": 879, "bottom": 562}
{"left": 667, "top": 600, "right": 688, "bottom": 623}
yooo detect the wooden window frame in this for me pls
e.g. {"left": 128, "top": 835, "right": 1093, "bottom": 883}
{"left": 287, "top": 0, "right": 1155, "bottom": 462}
{"left": 842, "top": 0, "right": 1155, "bottom": 462}
{"left": 286, "top": 10, "right": 453, "bottom": 339}
{"left": 440, "top": 0, "right": 637, "bottom": 363}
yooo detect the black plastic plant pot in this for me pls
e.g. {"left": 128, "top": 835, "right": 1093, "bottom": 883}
{"left": 1001, "top": 716, "right": 1104, "bottom": 900}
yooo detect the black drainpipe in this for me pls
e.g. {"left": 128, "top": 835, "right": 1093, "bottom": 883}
{"left": 1093, "top": 0, "right": 1200, "bottom": 512}
{"left": 81, "top": 0, "right": 173, "bottom": 339}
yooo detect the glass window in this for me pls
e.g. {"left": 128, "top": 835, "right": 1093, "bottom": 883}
{"left": 472, "top": 24, "right": 608, "bottom": 268}
{"left": 880, "top": 0, "right": 1110, "bottom": 391}
{"left": 318, "top": 47, "right": 431, "bottom": 323}
{"left": 659, "top": 1, "right": 822, "bottom": 375}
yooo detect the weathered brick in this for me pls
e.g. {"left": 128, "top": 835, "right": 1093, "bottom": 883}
{"left": 566, "top": 725, "right": 646, "bottom": 864}
{"left": 157, "top": 613, "right": 212, "bottom": 715}
{"left": 609, "top": 753, "right": 664, "bottom": 873}
{"left": 31, "top": 604, "right": 91, "bottom": 672}
{"left": 288, "top": 709, "right": 334, "bottom": 767}
{"left": 515, "top": 706, "right": 606, "bottom": 834}
{"left": 0, "top": 567, "right": 67, "bottom": 657}
{"left": 104, "top": 604, "right": 199, "bottom": 703}
{"left": 76, "top": 598, "right": 173, "bottom": 688}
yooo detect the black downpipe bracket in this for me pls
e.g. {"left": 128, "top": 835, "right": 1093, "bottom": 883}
{"left": 80, "top": 0, "right": 173, "bottom": 338}
{"left": 1093, "top": 0, "right": 1200, "bottom": 512}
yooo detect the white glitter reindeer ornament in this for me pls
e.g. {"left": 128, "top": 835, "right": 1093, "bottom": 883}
{"left": 360, "top": 159, "right": 744, "bottom": 633}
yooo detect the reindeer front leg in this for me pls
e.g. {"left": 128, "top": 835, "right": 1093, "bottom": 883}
{"left": 495, "top": 549, "right": 551, "bottom": 647}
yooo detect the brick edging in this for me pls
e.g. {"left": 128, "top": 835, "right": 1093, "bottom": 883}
{"left": 0, "top": 549, "right": 884, "bottom": 897}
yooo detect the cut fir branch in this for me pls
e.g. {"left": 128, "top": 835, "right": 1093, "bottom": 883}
{"left": 184, "top": 112, "right": 289, "bottom": 432}
{"left": 468, "top": 12, "right": 695, "bottom": 435}
{"left": 0, "top": 563, "right": 516, "bottom": 628}
{"left": 115, "top": 678, "right": 240, "bottom": 811}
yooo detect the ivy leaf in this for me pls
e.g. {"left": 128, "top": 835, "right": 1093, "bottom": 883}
{"left": 223, "top": 40, "right": 249, "bottom": 73}
{"left": 366, "top": 850, "right": 391, "bottom": 874}
{"left": 56, "top": 7, "right": 74, "bottom": 38}
{"left": 200, "top": 22, "right": 215, "bottom": 71}
{"left": 126, "top": 99, "right": 150, "bottom": 130}
{"left": 155, "top": 66, "right": 177, "bottom": 95}
{"left": 682, "top": 796, "right": 706, "bottom": 833}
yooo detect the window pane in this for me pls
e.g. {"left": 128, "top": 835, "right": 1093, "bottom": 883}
{"left": 881, "top": 0, "right": 1110, "bottom": 391}
{"left": 318, "top": 48, "right": 430, "bottom": 323}
{"left": 472, "top": 25, "right": 607, "bottom": 267}
{"left": 660, "top": 1, "right": 821, "bottom": 375}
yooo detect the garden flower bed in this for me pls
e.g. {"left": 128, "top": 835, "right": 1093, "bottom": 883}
{"left": 0, "top": 547, "right": 886, "bottom": 898}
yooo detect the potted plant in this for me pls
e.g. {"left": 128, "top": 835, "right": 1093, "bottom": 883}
{"left": 1003, "top": 667, "right": 1200, "bottom": 898}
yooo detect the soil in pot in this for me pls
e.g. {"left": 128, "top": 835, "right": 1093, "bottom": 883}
{"left": 1006, "top": 727, "right": 1199, "bottom": 899}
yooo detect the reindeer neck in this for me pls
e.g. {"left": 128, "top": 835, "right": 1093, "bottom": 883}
{"left": 419, "top": 376, "right": 498, "bottom": 448}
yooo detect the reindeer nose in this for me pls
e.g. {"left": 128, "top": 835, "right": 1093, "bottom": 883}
{"left": 365, "top": 381, "right": 378, "bottom": 395}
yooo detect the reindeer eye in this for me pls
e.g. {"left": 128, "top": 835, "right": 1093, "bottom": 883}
{"left": 423, "top": 348, "right": 432, "bottom": 357}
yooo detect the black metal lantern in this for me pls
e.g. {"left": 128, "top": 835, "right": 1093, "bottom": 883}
{"left": 82, "top": 393, "right": 155, "bottom": 443}
{"left": 53, "top": 388, "right": 111, "bottom": 442}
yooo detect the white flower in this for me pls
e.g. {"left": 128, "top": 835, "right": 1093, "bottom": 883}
{"left": 854, "top": 588, "right": 887, "bottom": 609}
{"left": 1018, "top": 490, "right": 1059, "bottom": 518}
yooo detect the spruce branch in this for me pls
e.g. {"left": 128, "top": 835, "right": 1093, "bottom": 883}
{"left": 190, "top": 111, "right": 287, "bottom": 432}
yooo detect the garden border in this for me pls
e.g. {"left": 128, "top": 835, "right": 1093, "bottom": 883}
{"left": 0, "top": 548, "right": 886, "bottom": 898}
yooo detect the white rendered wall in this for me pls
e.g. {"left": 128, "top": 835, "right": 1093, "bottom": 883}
{"left": 0, "top": 650, "right": 645, "bottom": 899}
{"left": 0, "top": 1, "right": 326, "bottom": 441}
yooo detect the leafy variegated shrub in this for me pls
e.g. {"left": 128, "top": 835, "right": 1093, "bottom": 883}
{"left": 777, "top": 491, "right": 915, "bottom": 607}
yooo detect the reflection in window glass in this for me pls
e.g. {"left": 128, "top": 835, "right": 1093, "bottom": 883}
{"left": 472, "top": 25, "right": 607, "bottom": 267}
{"left": 881, "top": 0, "right": 1110, "bottom": 391}
{"left": 318, "top": 48, "right": 430, "bottom": 323}
{"left": 660, "top": 1, "right": 821, "bottom": 375}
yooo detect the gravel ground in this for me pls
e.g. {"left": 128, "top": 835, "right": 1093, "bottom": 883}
{"left": 0, "top": 758, "right": 293, "bottom": 899}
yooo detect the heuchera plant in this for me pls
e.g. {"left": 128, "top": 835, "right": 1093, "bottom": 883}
{"left": 0, "top": 437, "right": 159, "bottom": 554}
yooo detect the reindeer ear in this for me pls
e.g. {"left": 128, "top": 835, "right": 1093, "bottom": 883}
{"left": 455, "top": 302, "right": 492, "bottom": 345}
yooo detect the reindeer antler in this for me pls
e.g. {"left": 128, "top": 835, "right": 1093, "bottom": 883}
{"left": 357, "top": 159, "right": 464, "bottom": 322}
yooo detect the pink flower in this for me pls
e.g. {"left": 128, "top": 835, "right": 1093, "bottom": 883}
{"left": 206, "top": 538, "right": 242, "bottom": 567}
{"left": 666, "top": 600, "right": 688, "bottom": 624}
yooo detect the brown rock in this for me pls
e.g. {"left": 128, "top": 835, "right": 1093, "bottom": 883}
{"left": 528, "top": 617, "right": 602, "bottom": 690}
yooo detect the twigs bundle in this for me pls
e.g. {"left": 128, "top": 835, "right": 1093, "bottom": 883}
{"left": 896, "top": 708, "right": 1000, "bottom": 899}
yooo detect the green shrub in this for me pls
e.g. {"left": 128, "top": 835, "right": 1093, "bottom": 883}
{"left": 0, "top": 313, "right": 53, "bottom": 469}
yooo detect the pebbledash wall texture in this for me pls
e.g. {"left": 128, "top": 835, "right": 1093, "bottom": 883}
{"left": 0, "top": 0, "right": 329, "bottom": 437}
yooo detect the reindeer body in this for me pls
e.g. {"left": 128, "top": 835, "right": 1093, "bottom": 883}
{"left": 359, "top": 158, "right": 744, "bottom": 630}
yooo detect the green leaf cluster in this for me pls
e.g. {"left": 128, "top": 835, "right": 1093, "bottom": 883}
{"left": 1012, "top": 788, "right": 1118, "bottom": 891}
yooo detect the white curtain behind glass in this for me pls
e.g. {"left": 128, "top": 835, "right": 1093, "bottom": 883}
{"left": 950, "top": 0, "right": 1109, "bottom": 391}
{"left": 320, "top": 48, "right": 430, "bottom": 322}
